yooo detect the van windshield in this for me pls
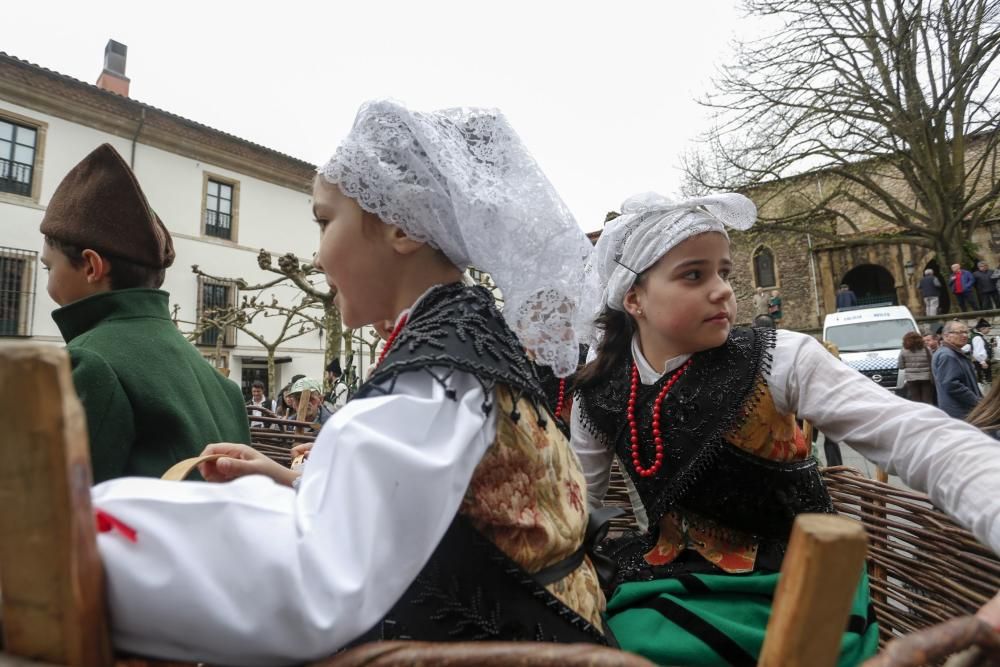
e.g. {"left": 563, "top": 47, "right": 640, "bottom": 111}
{"left": 825, "top": 319, "right": 917, "bottom": 353}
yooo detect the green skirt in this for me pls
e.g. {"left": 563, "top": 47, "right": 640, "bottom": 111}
{"left": 606, "top": 570, "right": 878, "bottom": 667}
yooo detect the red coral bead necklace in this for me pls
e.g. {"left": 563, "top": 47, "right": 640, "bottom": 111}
{"left": 376, "top": 314, "right": 409, "bottom": 367}
{"left": 554, "top": 378, "right": 567, "bottom": 418}
{"left": 628, "top": 358, "right": 692, "bottom": 478}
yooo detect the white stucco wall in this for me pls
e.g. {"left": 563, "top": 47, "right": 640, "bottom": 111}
{"left": 0, "top": 99, "right": 345, "bottom": 399}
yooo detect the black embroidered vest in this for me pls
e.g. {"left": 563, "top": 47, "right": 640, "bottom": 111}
{"left": 351, "top": 283, "right": 606, "bottom": 645}
{"left": 579, "top": 328, "right": 832, "bottom": 552}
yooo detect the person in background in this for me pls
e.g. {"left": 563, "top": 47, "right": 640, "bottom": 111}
{"left": 287, "top": 377, "right": 333, "bottom": 428}
{"left": 923, "top": 333, "right": 940, "bottom": 353}
{"left": 933, "top": 320, "right": 982, "bottom": 418}
{"left": 753, "top": 287, "right": 770, "bottom": 317}
{"left": 323, "top": 358, "right": 345, "bottom": 407}
{"left": 949, "top": 263, "right": 978, "bottom": 312}
{"left": 835, "top": 283, "right": 858, "bottom": 310}
{"left": 273, "top": 384, "right": 291, "bottom": 418}
{"left": 918, "top": 269, "right": 942, "bottom": 316}
{"left": 898, "top": 332, "right": 935, "bottom": 405}
{"left": 971, "top": 318, "right": 994, "bottom": 385}
{"left": 247, "top": 380, "right": 274, "bottom": 428}
{"left": 768, "top": 289, "right": 783, "bottom": 326}
{"left": 974, "top": 261, "right": 1000, "bottom": 310}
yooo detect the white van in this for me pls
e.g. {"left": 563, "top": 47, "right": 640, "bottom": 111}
{"left": 822, "top": 305, "right": 920, "bottom": 392}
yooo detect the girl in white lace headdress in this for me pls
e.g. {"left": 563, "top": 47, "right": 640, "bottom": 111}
{"left": 88, "top": 100, "right": 610, "bottom": 665}
{"left": 571, "top": 192, "right": 1000, "bottom": 665}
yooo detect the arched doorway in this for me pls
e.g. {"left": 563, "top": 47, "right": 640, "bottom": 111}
{"left": 842, "top": 264, "right": 898, "bottom": 306}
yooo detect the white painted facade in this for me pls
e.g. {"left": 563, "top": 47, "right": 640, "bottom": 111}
{"left": 0, "top": 96, "right": 340, "bottom": 399}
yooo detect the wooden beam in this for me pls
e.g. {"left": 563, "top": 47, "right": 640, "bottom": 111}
{"left": 295, "top": 388, "right": 312, "bottom": 435}
{"left": 0, "top": 344, "right": 113, "bottom": 666}
{"left": 758, "top": 514, "right": 868, "bottom": 667}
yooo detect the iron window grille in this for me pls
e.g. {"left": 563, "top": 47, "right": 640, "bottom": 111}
{"left": 197, "top": 278, "right": 237, "bottom": 347}
{"left": 0, "top": 247, "right": 38, "bottom": 337}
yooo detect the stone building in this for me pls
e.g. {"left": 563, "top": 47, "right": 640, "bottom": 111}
{"left": 728, "top": 137, "right": 1000, "bottom": 330}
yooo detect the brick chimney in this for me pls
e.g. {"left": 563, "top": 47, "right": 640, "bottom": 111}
{"left": 96, "top": 40, "right": 130, "bottom": 96}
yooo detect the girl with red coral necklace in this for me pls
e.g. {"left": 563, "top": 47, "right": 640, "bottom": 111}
{"left": 572, "top": 192, "right": 1000, "bottom": 666}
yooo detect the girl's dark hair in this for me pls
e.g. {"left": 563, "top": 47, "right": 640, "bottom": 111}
{"left": 968, "top": 379, "right": 1000, "bottom": 433}
{"left": 44, "top": 236, "right": 165, "bottom": 290}
{"left": 902, "top": 331, "right": 924, "bottom": 351}
{"left": 573, "top": 305, "right": 637, "bottom": 391}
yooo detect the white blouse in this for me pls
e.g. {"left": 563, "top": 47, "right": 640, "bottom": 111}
{"left": 93, "top": 369, "right": 497, "bottom": 666}
{"left": 571, "top": 329, "right": 1000, "bottom": 556}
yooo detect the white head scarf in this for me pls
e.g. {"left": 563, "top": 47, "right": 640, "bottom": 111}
{"left": 577, "top": 191, "right": 757, "bottom": 348}
{"left": 319, "top": 100, "right": 593, "bottom": 377}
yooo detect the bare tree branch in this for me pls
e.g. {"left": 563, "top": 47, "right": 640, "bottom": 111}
{"left": 684, "top": 0, "right": 1000, "bottom": 264}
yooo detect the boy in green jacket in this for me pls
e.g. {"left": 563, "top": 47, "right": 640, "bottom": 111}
{"left": 39, "top": 143, "right": 251, "bottom": 483}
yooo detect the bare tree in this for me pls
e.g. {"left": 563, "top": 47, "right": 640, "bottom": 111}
{"left": 253, "top": 250, "right": 344, "bottom": 383}
{"left": 686, "top": 0, "right": 1000, "bottom": 264}
{"left": 176, "top": 269, "right": 326, "bottom": 395}
{"left": 175, "top": 250, "right": 343, "bottom": 396}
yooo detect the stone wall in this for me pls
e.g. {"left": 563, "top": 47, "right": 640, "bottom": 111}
{"left": 729, "top": 133, "right": 999, "bottom": 329}
{"left": 730, "top": 227, "right": 823, "bottom": 329}
{"left": 730, "top": 220, "right": 1000, "bottom": 330}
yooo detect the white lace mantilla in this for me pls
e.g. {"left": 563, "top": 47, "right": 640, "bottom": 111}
{"left": 320, "top": 100, "right": 592, "bottom": 377}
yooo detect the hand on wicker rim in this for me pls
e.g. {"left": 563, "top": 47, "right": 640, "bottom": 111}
{"left": 977, "top": 591, "right": 1000, "bottom": 630}
{"left": 197, "top": 442, "right": 300, "bottom": 488}
{"left": 290, "top": 442, "right": 314, "bottom": 459}
{"left": 289, "top": 442, "right": 314, "bottom": 471}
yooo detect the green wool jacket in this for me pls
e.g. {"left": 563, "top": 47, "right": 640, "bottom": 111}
{"left": 52, "top": 288, "right": 252, "bottom": 483}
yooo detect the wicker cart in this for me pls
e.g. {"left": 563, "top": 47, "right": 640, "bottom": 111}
{"left": 1, "top": 344, "right": 998, "bottom": 667}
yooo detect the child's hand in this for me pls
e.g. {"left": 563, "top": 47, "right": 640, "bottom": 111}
{"left": 289, "top": 442, "right": 314, "bottom": 472}
{"left": 290, "top": 442, "right": 314, "bottom": 460}
{"left": 198, "top": 442, "right": 299, "bottom": 487}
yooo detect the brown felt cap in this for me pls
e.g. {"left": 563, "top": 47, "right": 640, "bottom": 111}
{"left": 39, "top": 143, "right": 175, "bottom": 269}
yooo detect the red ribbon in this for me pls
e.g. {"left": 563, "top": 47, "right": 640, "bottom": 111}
{"left": 95, "top": 508, "right": 138, "bottom": 542}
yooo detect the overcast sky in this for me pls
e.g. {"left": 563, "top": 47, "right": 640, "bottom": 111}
{"left": 2, "top": 0, "right": 750, "bottom": 231}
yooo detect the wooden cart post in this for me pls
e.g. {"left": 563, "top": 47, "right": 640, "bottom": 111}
{"left": 295, "top": 388, "right": 312, "bottom": 435}
{"left": 0, "top": 344, "right": 113, "bottom": 666}
{"left": 758, "top": 514, "right": 869, "bottom": 667}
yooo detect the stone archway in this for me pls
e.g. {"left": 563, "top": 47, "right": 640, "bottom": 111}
{"left": 842, "top": 264, "right": 898, "bottom": 306}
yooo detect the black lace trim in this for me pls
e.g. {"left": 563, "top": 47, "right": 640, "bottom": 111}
{"left": 354, "top": 283, "right": 548, "bottom": 423}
